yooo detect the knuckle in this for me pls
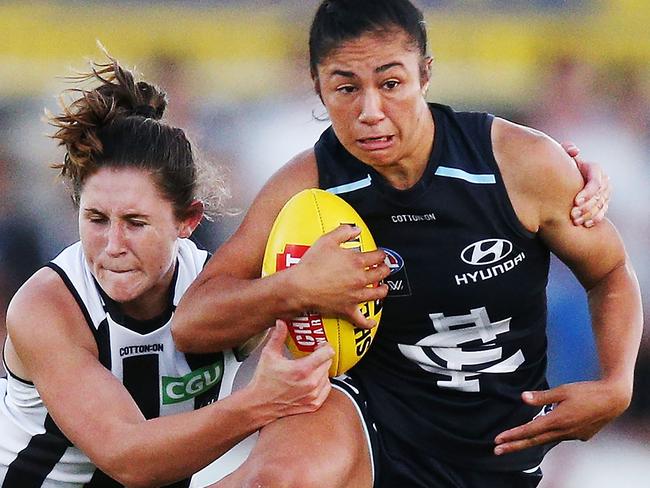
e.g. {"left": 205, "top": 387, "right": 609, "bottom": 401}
{"left": 292, "top": 367, "right": 310, "bottom": 382}
{"left": 350, "top": 276, "right": 366, "bottom": 289}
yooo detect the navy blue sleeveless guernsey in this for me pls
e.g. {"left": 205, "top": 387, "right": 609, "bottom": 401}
{"left": 316, "top": 103, "right": 552, "bottom": 472}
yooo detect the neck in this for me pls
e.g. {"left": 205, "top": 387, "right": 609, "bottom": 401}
{"left": 374, "top": 103, "right": 434, "bottom": 190}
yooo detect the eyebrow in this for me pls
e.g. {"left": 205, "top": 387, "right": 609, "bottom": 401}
{"left": 329, "top": 62, "right": 405, "bottom": 78}
{"left": 82, "top": 208, "right": 149, "bottom": 219}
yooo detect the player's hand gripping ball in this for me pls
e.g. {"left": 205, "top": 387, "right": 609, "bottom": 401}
{"left": 262, "top": 189, "right": 382, "bottom": 377}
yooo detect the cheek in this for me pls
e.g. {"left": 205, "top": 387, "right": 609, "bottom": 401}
{"left": 79, "top": 226, "right": 102, "bottom": 263}
{"left": 330, "top": 108, "right": 358, "bottom": 142}
{"left": 139, "top": 233, "right": 178, "bottom": 273}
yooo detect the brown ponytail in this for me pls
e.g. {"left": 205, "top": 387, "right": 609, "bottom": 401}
{"left": 47, "top": 50, "right": 227, "bottom": 219}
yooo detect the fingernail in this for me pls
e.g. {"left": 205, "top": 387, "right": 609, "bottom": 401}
{"left": 585, "top": 220, "right": 594, "bottom": 227}
{"left": 574, "top": 217, "right": 584, "bottom": 225}
{"left": 495, "top": 447, "right": 503, "bottom": 455}
{"left": 576, "top": 197, "right": 585, "bottom": 205}
{"left": 571, "top": 208, "right": 581, "bottom": 218}
{"left": 522, "top": 391, "right": 533, "bottom": 401}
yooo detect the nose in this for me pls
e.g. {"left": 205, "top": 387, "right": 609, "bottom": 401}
{"left": 105, "top": 222, "right": 127, "bottom": 257}
{"left": 358, "top": 89, "right": 385, "bottom": 125}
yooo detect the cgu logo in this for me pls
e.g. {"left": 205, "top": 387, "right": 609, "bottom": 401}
{"left": 162, "top": 361, "right": 223, "bottom": 405}
{"left": 461, "top": 239, "right": 513, "bottom": 266}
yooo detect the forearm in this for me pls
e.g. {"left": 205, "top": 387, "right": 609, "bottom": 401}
{"left": 100, "top": 387, "right": 275, "bottom": 487}
{"left": 587, "top": 259, "right": 643, "bottom": 399}
{"left": 173, "top": 271, "right": 302, "bottom": 353}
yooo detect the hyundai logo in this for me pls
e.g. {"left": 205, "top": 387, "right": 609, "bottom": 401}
{"left": 381, "top": 247, "right": 404, "bottom": 274}
{"left": 461, "top": 239, "right": 513, "bottom": 266}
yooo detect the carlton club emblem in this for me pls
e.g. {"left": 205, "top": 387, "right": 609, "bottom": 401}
{"left": 461, "top": 239, "right": 513, "bottom": 266}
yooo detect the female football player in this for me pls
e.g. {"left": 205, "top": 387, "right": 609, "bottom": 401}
{"left": 173, "top": 1, "right": 640, "bottom": 487}
{"left": 0, "top": 55, "right": 333, "bottom": 488}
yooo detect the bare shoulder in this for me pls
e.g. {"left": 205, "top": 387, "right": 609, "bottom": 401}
{"left": 6, "top": 267, "right": 96, "bottom": 378}
{"left": 258, "top": 148, "right": 318, "bottom": 203}
{"left": 491, "top": 117, "right": 584, "bottom": 231}
{"left": 204, "top": 149, "right": 318, "bottom": 279}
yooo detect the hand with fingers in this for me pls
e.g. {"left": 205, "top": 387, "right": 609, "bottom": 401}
{"left": 290, "top": 224, "right": 390, "bottom": 329}
{"left": 562, "top": 142, "right": 611, "bottom": 227}
{"left": 246, "top": 320, "right": 335, "bottom": 422}
{"left": 493, "top": 380, "right": 631, "bottom": 456}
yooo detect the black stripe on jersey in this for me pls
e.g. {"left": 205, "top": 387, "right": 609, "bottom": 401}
{"left": 122, "top": 354, "right": 160, "bottom": 419}
{"left": 2, "top": 415, "right": 72, "bottom": 488}
{"left": 46, "top": 262, "right": 96, "bottom": 336}
{"left": 162, "top": 479, "right": 192, "bottom": 488}
{"left": 46, "top": 263, "right": 114, "bottom": 372}
{"left": 184, "top": 352, "right": 225, "bottom": 409}
{"left": 85, "top": 468, "right": 122, "bottom": 487}
{"left": 96, "top": 318, "right": 112, "bottom": 370}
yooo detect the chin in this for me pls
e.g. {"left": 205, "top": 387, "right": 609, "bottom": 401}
{"left": 105, "top": 287, "right": 140, "bottom": 304}
{"left": 97, "top": 277, "right": 143, "bottom": 304}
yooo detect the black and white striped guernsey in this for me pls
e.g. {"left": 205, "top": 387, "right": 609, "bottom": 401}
{"left": 316, "top": 103, "right": 553, "bottom": 474}
{"left": 0, "top": 239, "right": 242, "bottom": 487}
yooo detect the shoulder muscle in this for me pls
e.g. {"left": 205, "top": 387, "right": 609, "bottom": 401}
{"left": 203, "top": 149, "right": 318, "bottom": 280}
{"left": 6, "top": 267, "right": 97, "bottom": 379}
{"left": 492, "top": 117, "right": 583, "bottom": 232}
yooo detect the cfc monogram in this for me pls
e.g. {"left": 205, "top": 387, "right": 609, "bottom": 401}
{"left": 398, "top": 307, "right": 524, "bottom": 392}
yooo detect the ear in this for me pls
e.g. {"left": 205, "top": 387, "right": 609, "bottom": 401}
{"left": 312, "top": 75, "right": 324, "bottom": 104}
{"left": 178, "top": 200, "right": 204, "bottom": 239}
{"left": 420, "top": 56, "right": 433, "bottom": 96}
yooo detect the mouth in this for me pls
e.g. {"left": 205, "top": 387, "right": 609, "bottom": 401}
{"left": 357, "top": 135, "right": 394, "bottom": 151}
{"left": 103, "top": 267, "right": 135, "bottom": 275}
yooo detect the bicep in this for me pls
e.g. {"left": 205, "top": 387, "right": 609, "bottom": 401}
{"left": 493, "top": 119, "right": 629, "bottom": 288}
{"left": 536, "top": 154, "right": 628, "bottom": 289}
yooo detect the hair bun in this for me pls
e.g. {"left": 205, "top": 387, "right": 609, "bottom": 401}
{"left": 134, "top": 104, "right": 159, "bottom": 119}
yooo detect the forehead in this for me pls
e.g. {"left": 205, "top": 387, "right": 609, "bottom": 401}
{"left": 80, "top": 167, "right": 165, "bottom": 208}
{"left": 319, "top": 30, "right": 421, "bottom": 75}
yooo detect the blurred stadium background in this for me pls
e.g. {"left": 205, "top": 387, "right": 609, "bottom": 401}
{"left": 0, "top": 1, "right": 648, "bottom": 486}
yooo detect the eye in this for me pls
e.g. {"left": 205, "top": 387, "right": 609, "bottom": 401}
{"left": 128, "top": 220, "right": 147, "bottom": 228}
{"left": 383, "top": 79, "right": 400, "bottom": 90}
{"left": 87, "top": 215, "right": 107, "bottom": 225}
{"left": 336, "top": 85, "right": 357, "bottom": 94}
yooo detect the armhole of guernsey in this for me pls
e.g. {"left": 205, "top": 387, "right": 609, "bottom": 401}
{"left": 45, "top": 261, "right": 98, "bottom": 338}
{"left": 481, "top": 114, "right": 536, "bottom": 240}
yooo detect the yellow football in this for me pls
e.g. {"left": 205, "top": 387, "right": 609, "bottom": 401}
{"left": 262, "top": 188, "right": 382, "bottom": 377}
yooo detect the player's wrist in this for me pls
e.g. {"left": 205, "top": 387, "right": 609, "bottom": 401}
{"left": 279, "top": 265, "right": 314, "bottom": 313}
{"left": 232, "top": 385, "right": 281, "bottom": 429}
{"left": 597, "top": 376, "right": 633, "bottom": 413}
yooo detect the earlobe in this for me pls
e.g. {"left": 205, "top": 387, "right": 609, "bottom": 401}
{"left": 179, "top": 200, "right": 204, "bottom": 239}
{"left": 420, "top": 57, "right": 433, "bottom": 96}
{"left": 313, "top": 76, "right": 324, "bottom": 104}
